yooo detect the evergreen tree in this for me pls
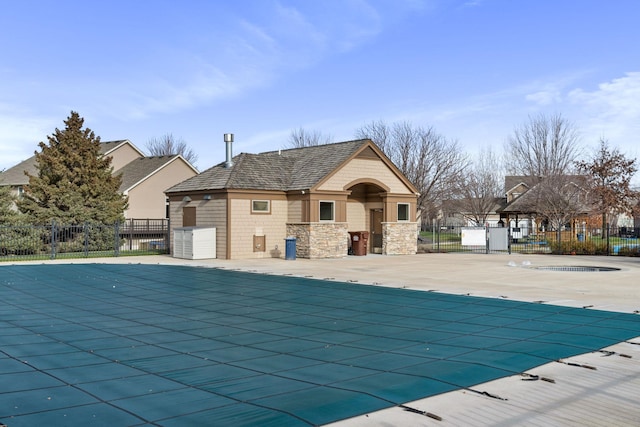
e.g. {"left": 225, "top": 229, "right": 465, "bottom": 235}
{"left": 0, "top": 177, "right": 18, "bottom": 223}
{"left": 18, "top": 111, "right": 128, "bottom": 225}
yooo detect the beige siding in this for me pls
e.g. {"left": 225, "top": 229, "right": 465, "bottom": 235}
{"left": 346, "top": 201, "right": 367, "bottom": 230}
{"left": 168, "top": 198, "right": 227, "bottom": 258}
{"left": 229, "top": 199, "right": 288, "bottom": 259}
{"left": 288, "top": 200, "right": 303, "bottom": 223}
{"left": 319, "top": 158, "right": 412, "bottom": 193}
{"left": 507, "top": 183, "right": 530, "bottom": 203}
{"left": 126, "top": 159, "right": 197, "bottom": 219}
{"left": 109, "top": 144, "right": 142, "bottom": 172}
{"left": 197, "top": 199, "right": 227, "bottom": 259}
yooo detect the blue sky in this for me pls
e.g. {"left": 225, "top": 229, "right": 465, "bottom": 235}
{"left": 2, "top": 0, "right": 639, "bottom": 174}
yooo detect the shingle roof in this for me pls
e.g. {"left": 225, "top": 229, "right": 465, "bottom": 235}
{"left": 166, "top": 139, "right": 371, "bottom": 193}
{"left": 115, "top": 155, "right": 180, "bottom": 192}
{"left": 0, "top": 156, "right": 38, "bottom": 186}
{"left": 500, "top": 175, "right": 589, "bottom": 213}
{"left": 100, "top": 140, "right": 132, "bottom": 155}
{"left": 503, "top": 175, "right": 539, "bottom": 194}
{"left": 500, "top": 190, "right": 538, "bottom": 213}
{"left": 0, "top": 140, "right": 134, "bottom": 186}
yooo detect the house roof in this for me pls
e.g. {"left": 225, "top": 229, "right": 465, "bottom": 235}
{"left": 166, "top": 139, "right": 402, "bottom": 194}
{"left": 503, "top": 175, "right": 539, "bottom": 195}
{"left": 500, "top": 190, "right": 537, "bottom": 213}
{"left": 500, "top": 175, "right": 589, "bottom": 214}
{"left": 0, "top": 140, "right": 140, "bottom": 187}
{"left": 115, "top": 155, "right": 197, "bottom": 193}
{"left": 0, "top": 156, "right": 38, "bottom": 186}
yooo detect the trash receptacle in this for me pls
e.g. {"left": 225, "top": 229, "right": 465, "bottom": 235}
{"left": 349, "top": 231, "right": 369, "bottom": 256}
{"left": 577, "top": 233, "right": 584, "bottom": 242}
{"left": 285, "top": 237, "right": 296, "bottom": 260}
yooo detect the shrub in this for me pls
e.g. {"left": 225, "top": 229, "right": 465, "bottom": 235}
{"left": 617, "top": 246, "right": 640, "bottom": 257}
{"left": 0, "top": 223, "right": 45, "bottom": 255}
{"left": 548, "top": 240, "right": 608, "bottom": 255}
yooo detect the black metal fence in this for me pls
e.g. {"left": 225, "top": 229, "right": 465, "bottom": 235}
{"left": 0, "top": 219, "right": 170, "bottom": 261}
{"left": 419, "top": 223, "right": 640, "bottom": 256}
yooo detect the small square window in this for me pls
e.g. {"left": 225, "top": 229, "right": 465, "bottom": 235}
{"left": 398, "top": 203, "right": 410, "bottom": 221}
{"left": 319, "top": 201, "right": 334, "bottom": 221}
{"left": 252, "top": 200, "right": 270, "bottom": 213}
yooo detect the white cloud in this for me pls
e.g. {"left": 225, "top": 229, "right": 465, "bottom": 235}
{"left": 569, "top": 72, "right": 640, "bottom": 119}
{"left": 86, "top": 2, "right": 388, "bottom": 122}
{"left": 0, "top": 110, "right": 56, "bottom": 170}
{"left": 568, "top": 72, "right": 640, "bottom": 150}
{"left": 525, "top": 90, "right": 562, "bottom": 105}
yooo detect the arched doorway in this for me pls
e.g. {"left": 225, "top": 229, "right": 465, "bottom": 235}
{"left": 345, "top": 180, "right": 388, "bottom": 254}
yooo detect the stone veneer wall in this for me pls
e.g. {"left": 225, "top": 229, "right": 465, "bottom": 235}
{"left": 286, "top": 223, "right": 348, "bottom": 259}
{"left": 382, "top": 222, "right": 418, "bottom": 255}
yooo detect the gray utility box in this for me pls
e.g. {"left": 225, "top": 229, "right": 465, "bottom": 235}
{"left": 173, "top": 227, "right": 216, "bottom": 259}
{"left": 488, "top": 227, "right": 508, "bottom": 251}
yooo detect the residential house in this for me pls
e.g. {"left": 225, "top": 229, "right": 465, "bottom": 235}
{"left": 497, "top": 176, "right": 538, "bottom": 236}
{"left": 165, "top": 138, "right": 419, "bottom": 259}
{"left": 498, "top": 175, "right": 591, "bottom": 240}
{"left": 0, "top": 139, "right": 198, "bottom": 219}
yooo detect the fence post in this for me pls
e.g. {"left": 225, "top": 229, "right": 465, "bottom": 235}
{"left": 485, "top": 223, "right": 489, "bottom": 254}
{"left": 166, "top": 218, "right": 171, "bottom": 255}
{"left": 606, "top": 222, "right": 610, "bottom": 255}
{"left": 50, "top": 220, "right": 56, "bottom": 260}
{"left": 114, "top": 222, "right": 120, "bottom": 257}
{"left": 84, "top": 222, "right": 89, "bottom": 257}
{"left": 128, "top": 218, "right": 133, "bottom": 250}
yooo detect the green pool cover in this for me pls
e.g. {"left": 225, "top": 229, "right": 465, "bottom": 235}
{"left": 1, "top": 264, "right": 639, "bottom": 426}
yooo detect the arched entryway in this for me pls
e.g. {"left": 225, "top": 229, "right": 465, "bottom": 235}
{"left": 345, "top": 180, "right": 389, "bottom": 254}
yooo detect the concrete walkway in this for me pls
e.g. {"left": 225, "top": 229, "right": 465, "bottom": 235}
{"left": 3, "top": 253, "right": 640, "bottom": 425}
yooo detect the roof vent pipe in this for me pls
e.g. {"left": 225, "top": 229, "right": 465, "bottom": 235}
{"left": 224, "top": 133, "right": 234, "bottom": 168}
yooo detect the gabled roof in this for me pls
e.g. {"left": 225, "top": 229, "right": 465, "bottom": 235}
{"left": 500, "top": 175, "right": 589, "bottom": 214}
{"left": 504, "top": 175, "right": 539, "bottom": 195}
{"left": 0, "top": 140, "right": 142, "bottom": 187}
{"left": 500, "top": 190, "right": 537, "bottom": 213}
{"left": 101, "top": 139, "right": 145, "bottom": 158}
{"left": 115, "top": 155, "right": 198, "bottom": 193}
{"left": 0, "top": 156, "right": 38, "bottom": 186}
{"left": 166, "top": 139, "right": 411, "bottom": 194}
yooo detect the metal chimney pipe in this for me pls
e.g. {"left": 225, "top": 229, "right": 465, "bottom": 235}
{"left": 224, "top": 133, "right": 233, "bottom": 168}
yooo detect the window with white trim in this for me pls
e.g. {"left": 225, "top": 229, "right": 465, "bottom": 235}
{"left": 319, "top": 201, "right": 334, "bottom": 221}
{"left": 252, "top": 200, "right": 270, "bottom": 213}
{"left": 397, "top": 203, "right": 410, "bottom": 221}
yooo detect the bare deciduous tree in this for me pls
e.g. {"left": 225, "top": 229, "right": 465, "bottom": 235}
{"left": 146, "top": 133, "right": 198, "bottom": 164}
{"left": 530, "top": 175, "right": 589, "bottom": 234}
{"left": 287, "top": 128, "right": 332, "bottom": 148}
{"left": 356, "top": 120, "right": 469, "bottom": 223}
{"left": 502, "top": 173, "right": 588, "bottom": 250}
{"left": 456, "top": 147, "right": 505, "bottom": 225}
{"left": 576, "top": 138, "right": 638, "bottom": 232}
{"left": 505, "top": 113, "right": 582, "bottom": 177}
